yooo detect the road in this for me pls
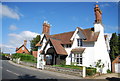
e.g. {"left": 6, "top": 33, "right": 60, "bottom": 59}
{"left": 1, "top": 56, "right": 120, "bottom": 81}
{"left": 2, "top": 60, "right": 72, "bottom": 79}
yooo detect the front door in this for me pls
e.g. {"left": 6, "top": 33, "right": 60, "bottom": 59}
{"left": 46, "top": 55, "right": 53, "bottom": 65}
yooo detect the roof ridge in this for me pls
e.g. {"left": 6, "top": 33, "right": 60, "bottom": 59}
{"left": 83, "top": 27, "right": 94, "bottom": 30}
{"left": 50, "top": 31, "right": 75, "bottom": 36}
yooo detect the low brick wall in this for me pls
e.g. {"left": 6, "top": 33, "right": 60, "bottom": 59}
{"left": 44, "top": 65, "right": 83, "bottom": 77}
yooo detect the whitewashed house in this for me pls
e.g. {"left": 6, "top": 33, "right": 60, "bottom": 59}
{"left": 36, "top": 5, "right": 111, "bottom": 73}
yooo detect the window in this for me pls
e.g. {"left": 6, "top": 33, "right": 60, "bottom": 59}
{"left": 62, "top": 44, "right": 71, "bottom": 48}
{"left": 74, "top": 53, "right": 82, "bottom": 64}
{"left": 77, "top": 39, "right": 83, "bottom": 46}
{"left": 66, "top": 44, "right": 71, "bottom": 48}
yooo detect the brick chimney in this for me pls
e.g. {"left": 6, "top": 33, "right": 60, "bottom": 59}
{"left": 16, "top": 47, "right": 18, "bottom": 51}
{"left": 24, "top": 40, "right": 27, "bottom": 46}
{"left": 94, "top": 4, "right": 102, "bottom": 23}
{"left": 42, "top": 21, "right": 50, "bottom": 35}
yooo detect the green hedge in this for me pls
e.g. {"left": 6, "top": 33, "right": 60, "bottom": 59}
{"left": 86, "top": 67, "right": 96, "bottom": 76}
{"left": 53, "top": 65, "right": 83, "bottom": 70}
{"left": 12, "top": 53, "right": 37, "bottom": 63}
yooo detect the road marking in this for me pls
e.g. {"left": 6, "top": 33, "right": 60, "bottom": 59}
{"left": 6, "top": 70, "right": 20, "bottom": 76}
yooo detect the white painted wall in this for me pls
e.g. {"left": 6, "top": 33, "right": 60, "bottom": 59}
{"left": 94, "top": 23, "right": 111, "bottom": 73}
{"left": 37, "top": 34, "right": 47, "bottom": 68}
{"left": 65, "top": 48, "right": 72, "bottom": 65}
{"left": 82, "top": 47, "right": 95, "bottom": 67}
{"left": 44, "top": 43, "right": 51, "bottom": 54}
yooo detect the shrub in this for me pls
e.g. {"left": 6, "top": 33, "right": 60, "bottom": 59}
{"left": 107, "top": 69, "right": 112, "bottom": 73}
{"left": 53, "top": 65, "right": 83, "bottom": 70}
{"left": 12, "top": 53, "right": 37, "bottom": 63}
{"left": 86, "top": 67, "right": 96, "bottom": 76}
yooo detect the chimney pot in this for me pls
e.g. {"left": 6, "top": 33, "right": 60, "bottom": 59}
{"left": 24, "top": 40, "right": 27, "bottom": 46}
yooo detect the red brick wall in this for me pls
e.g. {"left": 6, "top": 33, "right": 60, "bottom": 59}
{"left": 32, "top": 51, "right": 38, "bottom": 58}
{"left": 16, "top": 46, "right": 29, "bottom": 54}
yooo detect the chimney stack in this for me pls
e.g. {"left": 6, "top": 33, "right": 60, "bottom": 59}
{"left": 24, "top": 40, "right": 27, "bottom": 46}
{"left": 94, "top": 4, "right": 102, "bottom": 23}
{"left": 42, "top": 21, "right": 50, "bottom": 35}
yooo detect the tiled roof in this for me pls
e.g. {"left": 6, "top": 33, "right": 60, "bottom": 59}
{"left": 16, "top": 44, "right": 30, "bottom": 53}
{"left": 78, "top": 27, "right": 100, "bottom": 42}
{"left": 71, "top": 48, "right": 85, "bottom": 53}
{"left": 112, "top": 56, "right": 120, "bottom": 64}
{"left": 49, "top": 31, "right": 75, "bottom": 44}
{"left": 36, "top": 41, "right": 42, "bottom": 46}
{"left": 49, "top": 38, "right": 67, "bottom": 55}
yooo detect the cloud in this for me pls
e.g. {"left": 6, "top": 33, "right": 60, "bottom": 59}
{"left": 9, "top": 25, "right": 18, "bottom": 31}
{"left": 100, "top": 3, "right": 110, "bottom": 8}
{"left": 1, "top": 31, "right": 39, "bottom": 53}
{"left": 8, "top": 31, "right": 39, "bottom": 46}
{"left": 0, "top": 44, "right": 15, "bottom": 54}
{"left": 0, "top": 4, "right": 22, "bottom": 20}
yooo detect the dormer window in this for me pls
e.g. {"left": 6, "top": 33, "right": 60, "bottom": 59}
{"left": 62, "top": 44, "right": 71, "bottom": 48}
{"left": 77, "top": 39, "right": 83, "bottom": 46}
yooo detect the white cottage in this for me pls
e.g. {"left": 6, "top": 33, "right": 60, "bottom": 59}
{"left": 36, "top": 5, "right": 111, "bottom": 73}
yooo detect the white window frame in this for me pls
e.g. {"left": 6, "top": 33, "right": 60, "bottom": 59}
{"left": 72, "top": 53, "right": 83, "bottom": 65}
{"left": 77, "top": 39, "right": 83, "bottom": 47}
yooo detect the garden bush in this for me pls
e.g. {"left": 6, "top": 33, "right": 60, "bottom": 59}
{"left": 86, "top": 67, "right": 96, "bottom": 76}
{"left": 53, "top": 65, "right": 83, "bottom": 70}
{"left": 12, "top": 53, "right": 37, "bottom": 63}
{"left": 107, "top": 69, "right": 112, "bottom": 73}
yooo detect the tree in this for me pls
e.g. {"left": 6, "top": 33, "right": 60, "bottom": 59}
{"left": 109, "top": 33, "right": 119, "bottom": 62}
{"left": 30, "top": 35, "right": 40, "bottom": 52}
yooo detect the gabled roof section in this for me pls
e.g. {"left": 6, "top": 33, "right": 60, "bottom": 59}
{"left": 36, "top": 34, "right": 48, "bottom": 47}
{"left": 83, "top": 27, "right": 100, "bottom": 42}
{"left": 71, "top": 27, "right": 100, "bottom": 42}
{"left": 43, "top": 38, "right": 67, "bottom": 55}
{"left": 36, "top": 41, "right": 42, "bottom": 46}
{"left": 50, "top": 31, "right": 75, "bottom": 44}
{"left": 16, "top": 44, "right": 29, "bottom": 53}
{"left": 50, "top": 38, "right": 67, "bottom": 55}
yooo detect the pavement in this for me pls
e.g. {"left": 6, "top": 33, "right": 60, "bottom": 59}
{"left": 8, "top": 60, "right": 82, "bottom": 79}
{"left": 94, "top": 73, "right": 120, "bottom": 79}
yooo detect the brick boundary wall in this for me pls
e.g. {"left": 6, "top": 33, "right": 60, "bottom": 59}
{"left": 44, "top": 65, "right": 83, "bottom": 77}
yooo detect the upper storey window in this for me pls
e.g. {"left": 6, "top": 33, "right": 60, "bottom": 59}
{"left": 77, "top": 39, "right": 83, "bottom": 46}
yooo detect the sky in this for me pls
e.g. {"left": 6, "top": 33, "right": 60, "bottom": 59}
{"left": 0, "top": 2, "right": 118, "bottom": 53}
